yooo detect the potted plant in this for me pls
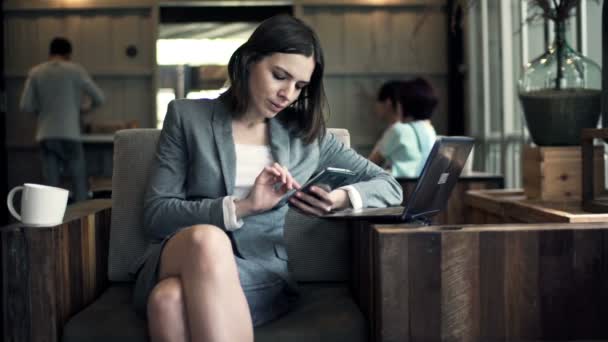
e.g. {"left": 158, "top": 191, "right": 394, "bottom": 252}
{"left": 518, "top": 0, "right": 602, "bottom": 146}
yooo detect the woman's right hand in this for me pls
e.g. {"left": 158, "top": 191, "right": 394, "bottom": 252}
{"left": 234, "top": 163, "right": 300, "bottom": 218}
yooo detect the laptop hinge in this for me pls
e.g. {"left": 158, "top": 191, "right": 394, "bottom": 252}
{"left": 416, "top": 216, "right": 433, "bottom": 226}
{"left": 405, "top": 215, "right": 433, "bottom": 226}
{"left": 407, "top": 210, "right": 439, "bottom": 226}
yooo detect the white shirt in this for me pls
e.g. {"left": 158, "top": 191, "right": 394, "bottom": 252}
{"left": 222, "top": 144, "right": 362, "bottom": 231}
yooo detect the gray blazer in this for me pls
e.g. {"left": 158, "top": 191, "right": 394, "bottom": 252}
{"left": 143, "top": 97, "right": 402, "bottom": 287}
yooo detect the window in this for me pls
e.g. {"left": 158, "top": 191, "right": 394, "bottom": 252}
{"left": 155, "top": 23, "right": 255, "bottom": 128}
{"left": 155, "top": 4, "right": 292, "bottom": 128}
{"left": 465, "top": 0, "right": 603, "bottom": 187}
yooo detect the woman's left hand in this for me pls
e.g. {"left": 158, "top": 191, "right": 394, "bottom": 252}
{"left": 289, "top": 186, "right": 351, "bottom": 216}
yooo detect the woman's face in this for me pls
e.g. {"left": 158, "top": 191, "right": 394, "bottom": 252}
{"left": 247, "top": 52, "right": 315, "bottom": 120}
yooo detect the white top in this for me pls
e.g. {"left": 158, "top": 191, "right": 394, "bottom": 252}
{"left": 377, "top": 121, "right": 437, "bottom": 178}
{"left": 222, "top": 144, "right": 363, "bottom": 231}
{"left": 370, "top": 122, "right": 399, "bottom": 170}
{"left": 233, "top": 144, "right": 275, "bottom": 199}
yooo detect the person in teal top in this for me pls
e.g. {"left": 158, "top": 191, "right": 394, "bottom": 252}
{"left": 369, "top": 78, "right": 438, "bottom": 177}
{"left": 368, "top": 80, "right": 404, "bottom": 169}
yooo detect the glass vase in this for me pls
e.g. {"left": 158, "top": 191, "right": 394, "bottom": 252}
{"left": 519, "top": 21, "right": 602, "bottom": 146}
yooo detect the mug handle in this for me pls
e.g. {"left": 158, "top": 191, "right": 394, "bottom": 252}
{"left": 6, "top": 186, "right": 24, "bottom": 221}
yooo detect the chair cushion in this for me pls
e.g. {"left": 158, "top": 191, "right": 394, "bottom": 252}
{"left": 62, "top": 285, "right": 148, "bottom": 342}
{"left": 107, "top": 128, "right": 353, "bottom": 282}
{"left": 255, "top": 283, "right": 367, "bottom": 342}
{"left": 62, "top": 284, "right": 367, "bottom": 342}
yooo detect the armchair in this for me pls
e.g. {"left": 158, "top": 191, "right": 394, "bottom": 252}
{"left": 2, "top": 128, "right": 369, "bottom": 342}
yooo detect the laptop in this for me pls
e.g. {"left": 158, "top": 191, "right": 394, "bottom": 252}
{"left": 324, "top": 136, "right": 475, "bottom": 224}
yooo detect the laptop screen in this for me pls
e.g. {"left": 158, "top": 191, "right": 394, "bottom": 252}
{"left": 402, "top": 136, "right": 474, "bottom": 220}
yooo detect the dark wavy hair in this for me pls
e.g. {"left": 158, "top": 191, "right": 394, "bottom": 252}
{"left": 221, "top": 15, "right": 327, "bottom": 144}
{"left": 400, "top": 78, "right": 438, "bottom": 120}
{"left": 377, "top": 80, "right": 404, "bottom": 112}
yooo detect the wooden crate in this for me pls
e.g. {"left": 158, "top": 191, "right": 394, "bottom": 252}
{"left": 523, "top": 145, "right": 604, "bottom": 201}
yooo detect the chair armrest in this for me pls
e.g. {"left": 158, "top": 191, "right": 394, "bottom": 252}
{"left": 1, "top": 199, "right": 112, "bottom": 342}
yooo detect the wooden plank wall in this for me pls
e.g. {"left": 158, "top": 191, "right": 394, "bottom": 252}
{"left": 3, "top": 1, "right": 157, "bottom": 190}
{"left": 296, "top": 0, "right": 448, "bottom": 154}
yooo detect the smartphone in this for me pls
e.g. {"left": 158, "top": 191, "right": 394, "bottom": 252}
{"left": 274, "top": 167, "right": 356, "bottom": 208}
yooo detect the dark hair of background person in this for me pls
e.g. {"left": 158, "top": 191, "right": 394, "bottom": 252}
{"left": 400, "top": 77, "right": 438, "bottom": 121}
{"left": 49, "top": 37, "right": 72, "bottom": 56}
{"left": 221, "top": 14, "right": 327, "bottom": 144}
{"left": 377, "top": 80, "right": 404, "bottom": 112}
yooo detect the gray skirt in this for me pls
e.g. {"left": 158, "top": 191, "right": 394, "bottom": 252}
{"left": 132, "top": 234, "right": 298, "bottom": 327}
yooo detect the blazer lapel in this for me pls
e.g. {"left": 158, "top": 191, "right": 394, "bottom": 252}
{"left": 269, "top": 118, "right": 290, "bottom": 169}
{"left": 212, "top": 100, "right": 236, "bottom": 195}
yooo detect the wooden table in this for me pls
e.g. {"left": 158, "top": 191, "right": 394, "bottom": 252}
{"left": 465, "top": 188, "right": 608, "bottom": 224}
{"left": 398, "top": 172, "right": 504, "bottom": 225}
{"left": 1, "top": 200, "right": 111, "bottom": 341}
{"left": 353, "top": 221, "right": 608, "bottom": 341}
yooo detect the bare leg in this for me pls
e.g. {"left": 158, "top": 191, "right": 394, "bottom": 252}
{"left": 147, "top": 277, "right": 190, "bottom": 342}
{"left": 148, "top": 224, "right": 253, "bottom": 342}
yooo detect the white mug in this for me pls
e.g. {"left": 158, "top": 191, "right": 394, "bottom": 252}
{"left": 6, "top": 183, "right": 69, "bottom": 226}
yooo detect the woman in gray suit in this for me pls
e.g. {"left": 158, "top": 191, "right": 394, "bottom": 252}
{"left": 135, "top": 15, "right": 402, "bottom": 342}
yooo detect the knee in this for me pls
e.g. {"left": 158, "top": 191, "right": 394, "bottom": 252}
{"left": 184, "top": 224, "right": 233, "bottom": 265}
{"left": 147, "top": 278, "right": 184, "bottom": 321}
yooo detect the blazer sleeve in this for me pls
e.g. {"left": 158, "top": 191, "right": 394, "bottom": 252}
{"left": 143, "top": 101, "right": 226, "bottom": 240}
{"left": 317, "top": 131, "right": 403, "bottom": 208}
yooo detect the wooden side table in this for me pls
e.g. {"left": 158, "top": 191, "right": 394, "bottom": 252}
{"left": 1, "top": 200, "right": 111, "bottom": 342}
{"left": 465, "top": 189, "right": 608, "bottom": 224}
{"left": 357, "top": 222, "right": 608, "bottom": 341}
